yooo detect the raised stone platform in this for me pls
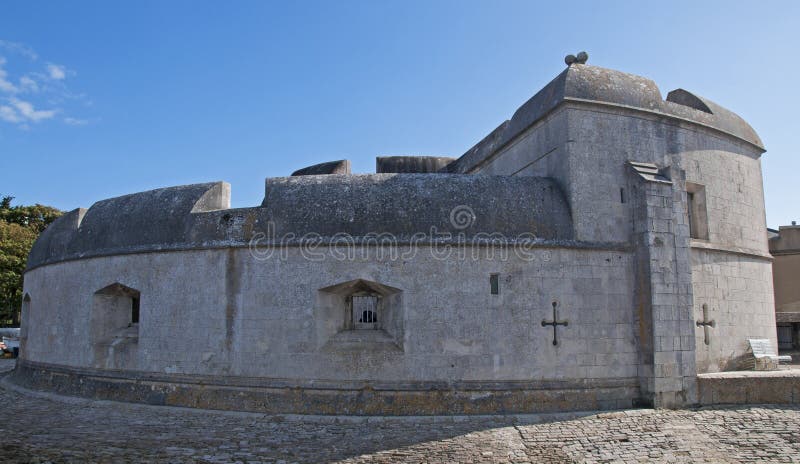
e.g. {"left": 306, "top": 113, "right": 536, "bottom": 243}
{"left": 6, "top": 360, "right": 639, "bottom": 415}
{"left": 697, "top": 369, "right": 800, "bottom": 405}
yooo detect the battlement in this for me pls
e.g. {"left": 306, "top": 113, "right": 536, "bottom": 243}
{"left": 27, "top": 174, "right": 574, "bottom": 270}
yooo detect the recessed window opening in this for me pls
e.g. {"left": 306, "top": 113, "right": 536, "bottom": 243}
{"left": 686, "top": 183, "right": 709, "bottom": 240}
{"left": 92, "top": 283, "right": 141, "bottom": 337}
{"left": 131, "top": 295, "right": 140, "bottom": 325}
{"left": 490, "top": 274, "right": 500, "bottom": 295}
{"left": 351, "top": 294, "right": 379, "bottom": 330}
{"left": 620, "top": 188, "right": 626, "bottom": 204}
{"left": 20, "top": 293, "right": 31, "bottom": 347}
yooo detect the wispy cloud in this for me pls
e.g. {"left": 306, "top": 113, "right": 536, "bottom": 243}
{"left": 10, "top": 97, "right": 56, "bottom": 122}
{"left": 0, "top": 40, "right": 90, "bottom": 129}
{"left": 19, "top": 75, "right": 38, "bottom": 92}
{"left": 63, "top": 116, "right": 88, "bottom": 126}
{"left": 46, "top": 63, "right": 66, "bottom": 80}
{"left": 0, "top": 104, "right": 22, "bottom": 123}
{"left": 0, "top": 57, "right": 19, "bottom": 93}
{"left": 0, "top": 40, "right": 38, "bottom": 61}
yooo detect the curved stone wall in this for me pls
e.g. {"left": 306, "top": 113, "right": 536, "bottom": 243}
{"left": 18, "top": 244, "right": 639, "bottom": 414}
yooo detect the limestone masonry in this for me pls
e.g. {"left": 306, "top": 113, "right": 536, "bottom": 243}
{"left": 9, "top": 59, "right": 780, "bottom": 414}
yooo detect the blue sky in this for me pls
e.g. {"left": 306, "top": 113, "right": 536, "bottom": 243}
{"left": 0, "top": 1, "right": 798, "bottom": 228}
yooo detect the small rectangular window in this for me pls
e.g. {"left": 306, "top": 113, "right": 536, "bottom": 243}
{"left": 686, "top": 183, "right": 709, "bottom": 240}
{"left": 490, "top": 274, "right": 499, "bottom": 295}
{"left": 352, "top": 295, "right": 379, "bottom": 330}
{"left": 131, "top": 296, "right": 140, "bottom": 324}
{"left": 620, "top": 188, "right": 625, "bottom": 204}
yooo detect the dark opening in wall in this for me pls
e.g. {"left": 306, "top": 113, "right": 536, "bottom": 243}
{"left": 490, "top": 274, "right": 499, "bottom": 295}
{"left": 131, "top": 296, "right": 140, "bottom": 324}
{"left": 352, "top": 294, "right": 379, "bottom": 328}
{"left": 686, "top": 182, "right": 709, "bottom": 240}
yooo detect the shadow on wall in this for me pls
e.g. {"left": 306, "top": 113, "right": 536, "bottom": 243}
{"left": 91, "top": 283, "right": 140, "bottom": 370}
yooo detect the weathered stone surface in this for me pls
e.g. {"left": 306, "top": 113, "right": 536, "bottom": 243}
{"left": 291, "top": 159, "right": 351, "bottom": 176}
{"left": 20, "top": 246, "right": 638, "bottom": 406}
{"left": 27, "top": 175, "right": 574, "bottom": 269}
{"left": 8, "top": 360, "right": 639, "bottom": 415}
{"left": 262, "top": 174, "right": 573, "bottom": 239}
{"left": 376, "top": 156, "right": 456, "bottom": 173}
{"left": 667, "top": 88, "right": 713, "bottom": 113}
{"left": 2, "top": 359, "right": 800, "bottom": 464}
{"left": 28, "top": 182, "right": 230, "bottom": 268}
{"left": 697, "top": 370, "right": 800, "bottom": 405}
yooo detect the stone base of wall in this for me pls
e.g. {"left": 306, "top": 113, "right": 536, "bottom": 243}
{"left": 7, "top": 361, "right": 639, "bottom": 415}
{"left": 697, "top": 370, "right": 800, "bottom": 405}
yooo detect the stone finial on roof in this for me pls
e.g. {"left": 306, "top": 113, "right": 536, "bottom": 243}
{"left": 565, "top": 51, "right": 589, "bottom": 66}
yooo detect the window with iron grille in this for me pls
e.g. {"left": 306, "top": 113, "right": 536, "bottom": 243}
{"left": 350, "top": 294, "right": 379, "bottom": 330}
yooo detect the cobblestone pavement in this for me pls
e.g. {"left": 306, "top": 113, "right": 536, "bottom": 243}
{"left": 1, "top": 360, "right": 799, "bottom": 463}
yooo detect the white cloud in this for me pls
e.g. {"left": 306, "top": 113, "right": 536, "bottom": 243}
{"left": 0, "top": 40, "right": 38, "bottom": 60}
{"left": 46, "top": 63, "right": 66, "bottom": 80}
{"left": 0, "top": 57, "right": 19, "bottom": 93}
{"left": 19, "top": 75, "right": 38, "bottom": 92}
{"left": 0, "top": 41, "right": 89, "bottom": 128}
{"left": 10, "top": 97, "right": 57, "bottom": 122}
{"left": 0, "top": 104, "right": 21, "bottom": 123}
{"left": 63, "top": 117, "right": 88, "bottom": 126}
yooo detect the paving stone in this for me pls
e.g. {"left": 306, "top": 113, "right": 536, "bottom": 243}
{"left": 2, "top": 360, "right": 799, "bottom": 463}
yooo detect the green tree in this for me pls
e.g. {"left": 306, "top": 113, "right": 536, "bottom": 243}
{"left": 0, "top": 196, "right": 62, "bottom": 326}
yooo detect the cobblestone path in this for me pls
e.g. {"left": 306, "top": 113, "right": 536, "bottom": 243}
{"left": 1, "top": 360, "right": 799, "bottom": 463}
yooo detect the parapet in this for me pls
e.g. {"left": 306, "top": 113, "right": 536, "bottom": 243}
{"left": 448, "top": 64, "right": 764, "bottom": 173}
{"left": 376, "top": 156, "right": 456, "bottom": 173}
{"left": 769, "top": 224, "right": 800, "bottom": 254}
{"left": 27, "top": 175, "right": 573, "bottom": 270}
{"left": 291, "top": 160, "right": 351, "bottom": 176}
{"left": 261, "top": 173, "right": 572, "bottom": 238}
{"left": 27, "top": 182, "right": 230, "bottom": 269}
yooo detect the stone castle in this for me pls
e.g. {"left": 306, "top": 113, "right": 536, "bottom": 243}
{"left": 9, "top": 56, "right": 778, "bottom": 414}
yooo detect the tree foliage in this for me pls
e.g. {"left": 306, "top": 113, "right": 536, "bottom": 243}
{"left": 0, "top": 196, "right": 62, "bottom": 326}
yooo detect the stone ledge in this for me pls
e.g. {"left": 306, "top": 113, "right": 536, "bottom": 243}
{"left": 697, "top": 369, "right": 800, "bottom": 405}
{"left": 6, "top": 361, "right": 641, "bottom": 416}
{"left": 776, "top": 312, "right": 800, "bottom": 323}
{"left": 698, "top": 369, "right": 800, "bottom": 379}
{"left": 689, "top": 240, "right": 773, "bottom": 261}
